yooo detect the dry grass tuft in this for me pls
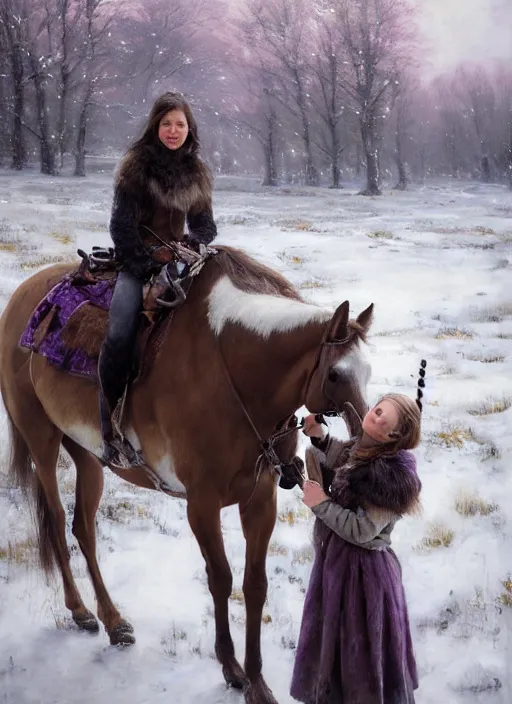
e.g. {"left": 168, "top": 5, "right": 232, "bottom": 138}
{"left": 433, "top": 425, "right": 501, "bottom": 459}
{"left": 498, "top": 577, "right": 512, "bottom": 608}
{"left": 292, "top": 545, "right": 314, "bottom": 565}
{"left": 469, "top": 303, "right": 512, "bottom": 322}
{"left": 0, "top": 242, "right": 18, "bottom": 252}
{"left": 468, "top": 397, "right": 512, "bottom": 416}
{"left": 300, "top": 279, "right": 325, "bottom": 290}
{"left": 161, "top": 625, "right": 188, "bottom": 657}
{"left": 455, "top": 492, "right": 498, "bottom": 517}
{"left": 464, "top": 353, "right": 505, "bottom": 363}
{"left": 435, "top": 327, "right": 474, "bottom": 340}
{"left": 416, "top": 523, "right": 455, "bottom": 550}
{"left": 0, "top": 537, "right": 38, "bottom": 564}
{"left": 431, "top": 225, "right": 495, "bottom": 235}
{"left": 278, "top": 219, "right": 318, "bottom": 232}
{"left": 435, "top": 426, "right": 475, "bottom": 448}
{"left": 262, "top": 613, "right": 273, "bottom": 624}
{"left": 277, "top": 506, "right": 310, "bottom": 525}
{"left": 230, "top": 588, "right": 245, "bottom": 604}
{"left": 50, "top": 231, "right": 73, "bottom": 245}
{"left": 367, "top": 229, "right": 396, "bottom": 240}
{"left": 268, "top": 542, "right": 289, "bottom": 557}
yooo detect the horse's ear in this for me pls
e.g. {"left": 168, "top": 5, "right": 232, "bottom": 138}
{"left": 327, "top": 300, "right": 350, "bottom": 341}
{"left": 356, "top": 303, "right": 374, "bottom": 333}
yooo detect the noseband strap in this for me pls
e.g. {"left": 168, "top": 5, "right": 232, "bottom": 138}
{"left": 302, "top": 334, "right": 352, "bottom": 418}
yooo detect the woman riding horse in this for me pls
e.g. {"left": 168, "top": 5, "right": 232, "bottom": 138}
{"left": 99, "top": 91, "right": 217, "bottom": 462}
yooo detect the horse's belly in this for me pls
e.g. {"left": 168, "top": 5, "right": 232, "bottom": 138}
{"left": 64, "top": 423, "right": 187, "bottom": 496}
{"left": 125, "top": 427, "right": 187, "bottom": 495}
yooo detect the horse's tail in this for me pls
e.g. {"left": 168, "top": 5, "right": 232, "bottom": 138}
{"left": 6, "top": 409, "right": 58, "bottom": 575}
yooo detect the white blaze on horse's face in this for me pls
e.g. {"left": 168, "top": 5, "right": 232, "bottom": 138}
{"left": 208, "top": 277, "right": 331, "bottom": 338}
{"left": 331, "top": 341, "right": 372, "bottom": 408}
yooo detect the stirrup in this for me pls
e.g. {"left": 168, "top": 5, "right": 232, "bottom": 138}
{"left": 102, "top": 437, "right": 146, "bottom": 469}
{"left": 99, "top": 389, "right": 146, "bottom": 469}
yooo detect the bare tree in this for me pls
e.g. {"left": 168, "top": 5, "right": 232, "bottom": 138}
{"left": 389, "top": 73, "right": 417, "bottom": 189}
{"left": 309, "top": 9, "right": 348, "bottom": 188}
{"left": 454, "top": 66, "right": 497, "bottom": 182}
{"left": 0, "top": 0, "right": 29, "bottom": 169}
{"left": 226, "top": 10, "right": 286, "bottom": 186}
{"left": 245, "top": 0, "right": 319, "bottom": 186}
{"left": 73, "top": 0, "right": 113, "bottom": 176}
{"left": 50, "top": 0, "right": 85, "bottom": 167}
{"left": 330, "top": 0, "right": 415, "bottom": 195}
{"left": 494, "top": 66, "right": 512, "bottom": 189}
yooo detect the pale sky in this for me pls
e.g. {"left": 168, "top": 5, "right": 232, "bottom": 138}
{"left": 417, "top": 0, "right": 512, "bottom": 76}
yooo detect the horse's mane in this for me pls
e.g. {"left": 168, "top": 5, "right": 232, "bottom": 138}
{"left": 212, "top": 246, "right": 303, "bottom": 301}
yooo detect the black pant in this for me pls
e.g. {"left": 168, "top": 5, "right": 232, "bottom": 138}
{"left": 98, "top": 270, "right": 143, "bottom": 414}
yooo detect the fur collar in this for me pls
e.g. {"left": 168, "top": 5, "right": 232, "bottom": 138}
{"left": 331, "top": 449, "right": 421, "bottom": 516}
{"left": 115, "top": 141, "right": 212, "bottom": 213}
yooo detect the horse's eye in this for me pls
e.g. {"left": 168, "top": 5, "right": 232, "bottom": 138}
{"left": 328, "top": 369, "right": 339, "bottom": 383}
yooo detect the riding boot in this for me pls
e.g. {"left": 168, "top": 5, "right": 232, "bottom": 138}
{"left": 97, "top": 269, "right": 144, "bottom": 465}
{"left": 98, "top": 343, "right": 131, "bottom": 464}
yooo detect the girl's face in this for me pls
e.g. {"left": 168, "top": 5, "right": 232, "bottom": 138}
{"left": 158, "top": 109, "right": 189, "bottom": 150}
{"left": 362, "top": 399, "right": 400, "bottom": 443}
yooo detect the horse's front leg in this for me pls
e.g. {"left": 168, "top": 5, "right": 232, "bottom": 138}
{"left": 187, "top": 494, "right": 247, "bottom": 690}
{"left": 239, "top": 473, "right": 279, "bottom": 704}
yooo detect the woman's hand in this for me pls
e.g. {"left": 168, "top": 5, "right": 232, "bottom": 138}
{"left": 302, "top": 414, "right": 325, "bottom": 439}
{"left": 302, "top": 480, "right": 328, "bottom": 508}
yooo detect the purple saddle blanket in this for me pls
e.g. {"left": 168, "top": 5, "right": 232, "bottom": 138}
{"left": 19, "top": 274, "right": 115, "bottom": 379}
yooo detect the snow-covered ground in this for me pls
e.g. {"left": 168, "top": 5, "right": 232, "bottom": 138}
{"left": 1, "top": 167, "right": 511, "bottom": 704}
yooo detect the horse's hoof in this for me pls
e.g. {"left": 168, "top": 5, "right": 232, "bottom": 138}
{"left": 244, "top": 676, "right": 278, "bottom": 704}
{"left": 109, "top": 620, "right": 136, "bottom": 646}
{"left": 223, "top": 661, "right": 248, "bottom": 690}
{"left": 73, "top": 609, "right": 100, "bottom": 633}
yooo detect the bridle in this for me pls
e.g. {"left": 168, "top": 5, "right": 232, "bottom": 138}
{"left": 302, "top": 333, "right": 352, "bottom": 418}
{"left": 215, "top": 328, "right": 355, "bottom": 504}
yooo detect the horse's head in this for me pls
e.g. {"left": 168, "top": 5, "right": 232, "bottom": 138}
{"left": 304, "top": 301, "right": 373, "bottom": 421}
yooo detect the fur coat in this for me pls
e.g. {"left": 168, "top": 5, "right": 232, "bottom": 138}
{"left": 290, "top": 436, "right": 421, "bottom": 704}
{"left": 110, "top": 140, "right": 217, "bottom": 281}
{"left": 312, "top": 434, "right": 421, "bottom": 516}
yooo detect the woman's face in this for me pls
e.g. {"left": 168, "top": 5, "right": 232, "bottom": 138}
{"left": 362, "top": 399, "right": 400, "bottom": 443}
{"left": 158, "top": 109, "right": 189, "bottom": 150}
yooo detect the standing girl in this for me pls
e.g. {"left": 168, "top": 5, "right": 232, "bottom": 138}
{"left": 291, "top": 376, "right": 425, "bottom": 704}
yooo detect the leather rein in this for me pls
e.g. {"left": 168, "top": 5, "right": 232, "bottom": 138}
{"left": 215, "top": 328, "right": 352, "bottom": 503}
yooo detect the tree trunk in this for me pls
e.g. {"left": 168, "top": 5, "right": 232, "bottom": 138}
{"left": 480, "top": 155, "right": 491, "bottom": 183}
{"left": 359, "top": 116, "right": 381, "bottom": 196}
{"left": 508, "top": 133, "right": 512, "bottom": 191}
{"left": 329, "top": 125, "right": 341, "bottom": 188}
{"left": 302, "top": 123, "right": 318, "bottom": 187}
{"left": 394, "top": 131, "right": 407, "bottom": 190}
{"left": 74, "top": 90, "right": 91, "bottom": 177}
{"left": 294, "top": 70, "right": 318, "bottom": 187}
{"left": 261, "top": 105, "right": 278, "bottom": 186}
{"left": 355, "top": 140, "right": 362, "bottom": 178}
{"left": 10, "top": 46, "right": 25, "bottom": 170}
{"left": 330, "top": 159, "right": 340, "bottom": 188}
{"left": 58, "top": 68, "right": 70, "bottom": 169}
{"left": 395, "top": 159, "right": 407, "bottom": 190}
{"left": 30, "top": 56, "right": 57, "bottom": 175}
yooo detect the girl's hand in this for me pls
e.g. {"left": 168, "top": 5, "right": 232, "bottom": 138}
{"left": 302, "top": 414, "right": 325, "bottom": 439}
{"left": 302, "top": 480, "right": 328, "bottom": 508}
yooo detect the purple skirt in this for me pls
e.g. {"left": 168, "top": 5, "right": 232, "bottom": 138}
{"left": 290, "top": 531, "right": 418, "bottom": 704}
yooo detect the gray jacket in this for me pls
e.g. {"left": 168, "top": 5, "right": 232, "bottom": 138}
{"left": 312, "top": 500, "right": 398, "bottom": 550}
{"left": 310, "top": 434, "right": 401, "bottom": 550}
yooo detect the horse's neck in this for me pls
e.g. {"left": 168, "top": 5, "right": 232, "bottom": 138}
{"left": 223, "top": 318, "right": 326, "bottom": 424}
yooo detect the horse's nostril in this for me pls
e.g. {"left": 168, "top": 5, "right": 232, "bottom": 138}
{"left": 328, "top": 369, "right": 339, "bottom": 383}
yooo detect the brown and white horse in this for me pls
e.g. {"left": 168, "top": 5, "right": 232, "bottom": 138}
{"left": 0, "top": 246, "right": 373, "bottom": 704}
